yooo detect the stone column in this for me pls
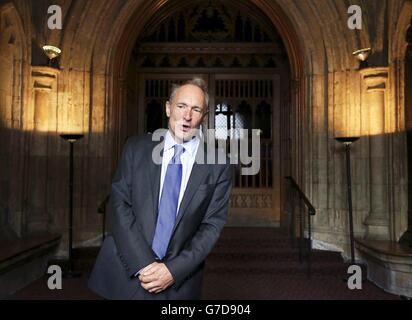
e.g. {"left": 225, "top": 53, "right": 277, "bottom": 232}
{"left": 28, "top": 66, "right": 59, "bottom": 233}
{"left": 360, "top": 67, "right": 389, "bottom": 240}
{"left": 32, "top": 67, "right": 59, "bottom": 135}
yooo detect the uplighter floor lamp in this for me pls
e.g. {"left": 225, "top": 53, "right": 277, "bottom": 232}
{"left": 60, "top": 134, "right": 84, "bottom": 278}
{"left": 335, "top": 137, "right": 360, "bottom": 265}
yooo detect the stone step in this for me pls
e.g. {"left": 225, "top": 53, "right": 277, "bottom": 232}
{"left": 0, "top": 233, "right": 61, "bottom": 298}
{"left": 204, "top": 266, "right": 348, "bottom": 277}
{"left": 71, "top": 228, "right": 348, "bottom": 278}
{"left": 208, "top": 250, "right": 343, "bottom": 263}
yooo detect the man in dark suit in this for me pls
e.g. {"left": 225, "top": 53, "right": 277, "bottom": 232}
{"left": 88, "top": 78, "right": 232, "bottom": 299}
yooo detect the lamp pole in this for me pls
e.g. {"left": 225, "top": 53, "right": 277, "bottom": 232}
{"left": 60, "top": 134, "right": 84, "bottom": 278}
{"left": 335, "top": 137, "right": 359, "bottom": 265}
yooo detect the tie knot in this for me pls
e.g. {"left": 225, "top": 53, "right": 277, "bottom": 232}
{"left": 172, "top": 144, "right": 185, "bottom": 164}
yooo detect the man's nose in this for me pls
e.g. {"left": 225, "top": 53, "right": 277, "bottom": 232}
{"left": 183, "top": 108, "right": 192, "bottom": 120}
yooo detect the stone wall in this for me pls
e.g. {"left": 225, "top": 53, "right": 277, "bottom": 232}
{"left": 0, "top": 0, "right": 409, "bottom": 258}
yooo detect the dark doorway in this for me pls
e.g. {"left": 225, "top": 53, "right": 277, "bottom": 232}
{"left": 401, "top": 19, "right": 412, "bottom": 245}
{"left": 124, "top": 0, "right": 292, "bottom": 227}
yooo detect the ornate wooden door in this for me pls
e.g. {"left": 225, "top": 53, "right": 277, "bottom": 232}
{"left": 132, "top": 0, "right": 289, "bottom": 227}
{"left": 210, "top": 74, "right": 280, "bottom": 226}
{"left": 139, "top": 73, "right": 280, "bottom": 226}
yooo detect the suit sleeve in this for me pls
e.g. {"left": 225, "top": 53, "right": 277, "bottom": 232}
{"left": 165, "top": 163, "right": 232, "bottom": 288}
{"left": 108, "top": 137, "right": 156, "bottom": 278}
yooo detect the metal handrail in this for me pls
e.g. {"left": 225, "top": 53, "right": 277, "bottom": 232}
{"left": 285, "top": 176, "right": 316, "bottom": 216}
{"left": 97, "top": 195, "right": 110, "bottom": 242}
{"left": 284, "top": 176, "right": 316, "bottom": 277}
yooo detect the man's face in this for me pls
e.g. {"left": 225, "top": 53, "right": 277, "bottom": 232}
{"left": 166, "top": 84, "right": 207, "bottom": 142}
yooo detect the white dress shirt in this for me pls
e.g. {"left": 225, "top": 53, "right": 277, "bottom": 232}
{"left": 158, "top": 130, "right": 200, "bottom": 215}
{"left": 135, "top": 131, "right": 201, "bottom": 275}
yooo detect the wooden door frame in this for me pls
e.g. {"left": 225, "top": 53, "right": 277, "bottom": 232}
{"left": 138, "top": 72, "right": 281, "bottom": 226}
{"left": 110, "top": 0, "right": 304, "bottom": 176}
{"left": 405, "top": 44, "right": 412, "bottom": 237}
{"left": 109, "top": 0, "right": 306, "bottom": 227}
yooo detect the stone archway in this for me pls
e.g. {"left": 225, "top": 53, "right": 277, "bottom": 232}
{"left": 108, "top": 0, "right": 304, "bottom": 177}
{"left": 0, "top": 3, "right": 28, "bottom": 240}
{"left": 46, "top": 0, "right": 371, "bottom": 246}
{"left": 107, "top": 0, "right": 305, "bottom": 227}
{"left": 400, "top": 18, "right": 412, "bottom": 244}
{"left": 389, "top": 0, "right": 412, "bottom": 241}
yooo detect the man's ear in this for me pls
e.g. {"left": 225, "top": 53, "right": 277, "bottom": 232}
{"left": 201, "top": 108, "right": 209, "bottom": 122}
{"left": 165, "top": 101, "right": 171, "bottom": 117}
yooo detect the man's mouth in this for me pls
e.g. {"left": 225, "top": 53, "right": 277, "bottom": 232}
{"left": 181, "top": 124, "right": 191, "bottom": 133}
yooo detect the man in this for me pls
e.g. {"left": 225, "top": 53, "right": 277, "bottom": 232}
{"left": 88, "top": 78, "right": 232, "bottom": 299}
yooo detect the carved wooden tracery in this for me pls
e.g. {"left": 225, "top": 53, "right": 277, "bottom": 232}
{"left": 133, "top": 0, "right": 287, "bottom": 70}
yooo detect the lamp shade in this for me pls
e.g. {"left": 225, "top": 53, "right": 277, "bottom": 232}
{"left": 60, "top": 134, "right": 84, "bottom": 142}
{"left": 42, "top": 45, "right": 61, "bottom": 60}
{"left": 335, "top": 137, "right": 360, "bottom": 145}
{"left": 352, "top": 48, "right": 371, "bottom": 62}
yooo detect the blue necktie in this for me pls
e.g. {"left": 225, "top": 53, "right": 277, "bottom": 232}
{"left": 152, "top": 144, "right": 184, "bottom": 260}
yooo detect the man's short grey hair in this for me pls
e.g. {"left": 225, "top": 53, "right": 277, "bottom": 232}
{"left": 169, "top": 78, "right": 209, "bottom": 111}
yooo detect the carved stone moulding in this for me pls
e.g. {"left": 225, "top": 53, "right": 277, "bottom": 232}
{"left": 359, "top": 67, "right": 388, "bottom": 93}
{"left": 31, "top": 66, "right": 60, "bottom": 92}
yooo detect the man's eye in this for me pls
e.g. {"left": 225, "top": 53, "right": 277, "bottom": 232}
{"left": 193, "top": 108, "right": 202, "bottom": 113}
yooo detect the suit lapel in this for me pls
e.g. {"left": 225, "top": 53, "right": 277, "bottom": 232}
{"left": 148, "top": 139, "right": 163, "bottom": 217}
{"left": 172, "top": 142, "right": 209, "bottom": 234}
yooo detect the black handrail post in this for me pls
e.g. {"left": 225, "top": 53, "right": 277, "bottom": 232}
{"left": 284, "top": 176, "right": 316, "bottom": 278}
{"left": 290, "top": 183, "right": 296, "bottom": 248}
{"left": 307, "top": 209, "right": 312, "bottom": 278}
{"left": 97, "top": 195, "right": 109, "bottom": 243}
{"left": 299, "top": 198, "right": 303, "bottom": 263}
{"left": 102, "top": 208, "right": 106, "bottom": 241}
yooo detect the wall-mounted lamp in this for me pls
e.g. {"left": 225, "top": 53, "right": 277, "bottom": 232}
{"left": 42, "top": 45, "right": 61, "bottom": 67}
{"left": 352, "top": 48, "right": 371, "bottom": 69}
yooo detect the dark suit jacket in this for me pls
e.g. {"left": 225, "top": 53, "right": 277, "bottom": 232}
{"left": 88, "top": 133, "right": 232, "bottom": 299}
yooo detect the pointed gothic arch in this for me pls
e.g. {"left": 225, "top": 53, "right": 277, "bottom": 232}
{"left": 401, "top": 19, "right": 412, "bottom": 243}
{"left": 389, "top": 1, "right": 412, "bottom": 241}
{"left": 108, "top": 0, "right": 305, "bottom": 184}
{"left": 0, "top": 3, "right": 28, "bottom": 240}
{"left": 105, "top": 0, "right": 303, "bottom": 226}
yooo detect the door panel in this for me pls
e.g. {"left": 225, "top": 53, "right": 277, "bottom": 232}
{"left": 210, "top": 74, "right": 280, "bottom": 226}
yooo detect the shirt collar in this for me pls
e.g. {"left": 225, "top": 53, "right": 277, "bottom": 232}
{"left": 164, "top": 130, "right": 200, "bottom": 158}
